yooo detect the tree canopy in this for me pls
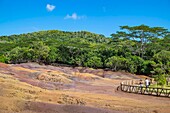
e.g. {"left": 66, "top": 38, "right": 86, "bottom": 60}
{"left": 0, "top": 25, "right": 170, "bottom": 78}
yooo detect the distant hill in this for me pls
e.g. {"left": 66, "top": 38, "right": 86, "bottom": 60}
{"left": 0, "top": 25, "right": 170, "bottom": 76}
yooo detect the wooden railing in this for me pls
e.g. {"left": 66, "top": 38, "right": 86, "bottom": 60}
{"left": 120, "top": 80, "right": 170, "bottom": 98}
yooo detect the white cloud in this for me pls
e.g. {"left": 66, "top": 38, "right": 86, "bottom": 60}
{"left": 46, "top": 4, "right": 55, "bottom": 12}
{"left": 64, "top": 13, "right": 86, "bottom": 20}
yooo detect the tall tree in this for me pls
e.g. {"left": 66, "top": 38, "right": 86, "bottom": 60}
{"left": 112, "top": 24, "right": 169, "bottom": 58}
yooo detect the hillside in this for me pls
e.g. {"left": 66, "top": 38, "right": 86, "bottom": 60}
{"left": 0, "top": 25, "right": 170, "bottom": 77}
{"left": 0, "top": 62, "right": 170, "bottom": 113}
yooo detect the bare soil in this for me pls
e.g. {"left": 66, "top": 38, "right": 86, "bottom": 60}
{"left": 0, "top": 62, "right": 170, "bottom": 113}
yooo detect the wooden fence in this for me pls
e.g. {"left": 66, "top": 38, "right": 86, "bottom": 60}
{"left": 120, "top": 80, "right": 170, "bottom": 98}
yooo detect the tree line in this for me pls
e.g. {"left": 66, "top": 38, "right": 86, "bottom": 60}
{"left": 0, "top": 25, "right": 170, "bottom": 85}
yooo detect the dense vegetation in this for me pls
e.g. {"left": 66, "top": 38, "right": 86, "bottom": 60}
{"left": 0, "top": 24, "right": 170, "bottom": 84}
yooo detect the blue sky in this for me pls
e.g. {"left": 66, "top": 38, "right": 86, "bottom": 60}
{"left": 0, "top": 0, "right": 170, "bottom": 37}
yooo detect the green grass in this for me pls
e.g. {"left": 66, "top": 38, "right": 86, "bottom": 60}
{"left": 150, "top": 83, "right": 170, "bottom": 89}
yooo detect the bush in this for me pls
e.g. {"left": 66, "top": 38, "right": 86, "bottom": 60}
{"left": 0, "top": 55, "right": 8, "bottom": 63}
{"left": 154, "top": 74, "right": 167, "bottom": 86}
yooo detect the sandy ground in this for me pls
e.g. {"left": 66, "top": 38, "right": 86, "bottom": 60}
{"left": 0, "top": 62, "right": 170, "bottom": 113}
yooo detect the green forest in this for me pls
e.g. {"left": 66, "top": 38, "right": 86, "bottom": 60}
{"left": 0, "top": 24, "right": 170, "bottom": 82}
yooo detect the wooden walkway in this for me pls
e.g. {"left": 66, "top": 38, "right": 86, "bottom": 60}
{"left": 120, "top": 83, "right": 170, "bottom": 98}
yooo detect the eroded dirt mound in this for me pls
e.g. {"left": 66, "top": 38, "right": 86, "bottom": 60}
{"left": 0, "top": 62, "right": 139, "bottom": 90}
{"left": 1, "top": 62, "right": 170, "bottom": 113}
{"left": 13, "top": 62, "right": 139, "bottom": 80}
{"left": 0, "top": 62, "right": 9, "bottom": 68}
